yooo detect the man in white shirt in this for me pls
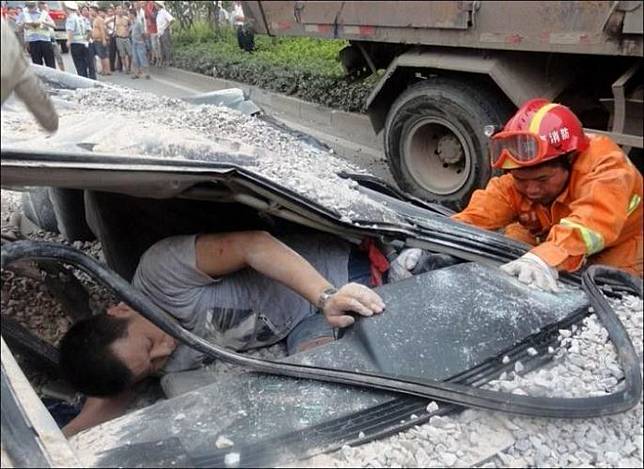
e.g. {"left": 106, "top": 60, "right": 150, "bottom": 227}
{"left": 17, "top": 0, "right": 56, "bottom": 67}
{"left": 38, "top": 2, "right": 64, "bottom": 71}
{"left": 154, "top": 0, "right": 173, "bottom": 67}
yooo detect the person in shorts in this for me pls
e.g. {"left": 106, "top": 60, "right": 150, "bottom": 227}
{"left": 90, "top": 5, "right": 110, "bottom": 75}
{"left": 114, "top": 5, "right": 131, "bottom": 73}
{"left": 129, "top": 8, "right": 149, "bottom": 78}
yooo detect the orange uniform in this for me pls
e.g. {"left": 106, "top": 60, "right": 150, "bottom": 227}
{"left": 453, "top": 135, "right": 643, "bottom": 277}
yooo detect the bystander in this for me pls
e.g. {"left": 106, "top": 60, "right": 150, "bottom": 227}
{"left": 64, "top": 1, "right": 90, "bottom": 78}
{"left": 129, "top": 8, "right": 149, "bottom": 79}
{"left": 17, "top": 1, "right": 55, "bottom": 68}
{"left": 114, "top": 4, "right": 131, "bottom": 73}
{"left": 39, "top": 2, "right": 64, "bottom": 71}
{"left": 154, "top": 0, "right": 173, "bottom": 67}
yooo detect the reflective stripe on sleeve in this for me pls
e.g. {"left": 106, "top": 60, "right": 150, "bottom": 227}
{"left": 560, "top": 218, "right": 605, "bottom": 255}
{"left": 627, "top": 194, "right": 641, "bottom": 216}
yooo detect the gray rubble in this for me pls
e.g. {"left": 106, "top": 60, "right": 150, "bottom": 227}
{"left": 2, "top": 85, "right": 402, "bottom": 226}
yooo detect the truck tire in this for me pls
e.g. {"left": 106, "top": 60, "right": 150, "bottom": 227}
{"left": 48, "top": 188, "right": 95, "bottom": 242}
{"left": 384, "top": 78, "right": 512, "bottom": 210}
{"left": 21, "top": 189, "right": 59, "bottom": 234}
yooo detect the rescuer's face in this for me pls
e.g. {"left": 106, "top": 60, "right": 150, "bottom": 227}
{"left": 510, "top": 164, "right": 569, "bottom": 206}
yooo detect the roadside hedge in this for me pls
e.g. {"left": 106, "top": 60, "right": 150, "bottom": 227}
{"left": 172, "top": 28, "right": 378, "bottom": 113}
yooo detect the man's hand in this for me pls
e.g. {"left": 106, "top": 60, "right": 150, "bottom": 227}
{"left": 1, "top": 18, "right": 58, "bottom": 132}
{"left": 321, "top": 283, "right": 385, "bottom": 328}
{"left": 388, "top": 248, "right": 423, "bottom": 282}
{"left": 500, "top": 252, "right": 559, "bottom": 292}
{"left": 62, "top": 392, "right": 133, "bottom": 438}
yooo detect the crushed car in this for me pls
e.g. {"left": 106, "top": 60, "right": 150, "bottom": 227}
{"left": 1, "top": 66, "right": 642, "bottom": 468}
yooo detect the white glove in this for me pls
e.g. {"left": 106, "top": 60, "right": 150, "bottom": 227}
{"left": 500, "top": 252, "right": 559, "bottom": 292}
{"left": 388, "top": 248, "right": 423, "bottom": 282}
{"left": 1, "top": 18, "right": 58, "bottom": 132}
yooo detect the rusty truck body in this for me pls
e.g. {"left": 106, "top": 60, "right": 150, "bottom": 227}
{"left": 243, "top": 0, "right": 643, "bottom": 208}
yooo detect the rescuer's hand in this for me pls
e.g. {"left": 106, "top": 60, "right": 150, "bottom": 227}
{"left": 322, "top": 283, "right": 385, "bottom": 328}
{"left": 388, "top": 248, "right": 423, "bottom": 282}
{"left": 1, "top": 18, "right": 59, "bottom": 132}
{"left": 500, "top": 252, "right": 559, "bottom": 292}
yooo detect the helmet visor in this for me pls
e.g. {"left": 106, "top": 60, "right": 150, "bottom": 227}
{"left": 490, "top": 132, "right": 544, "bottom": 167}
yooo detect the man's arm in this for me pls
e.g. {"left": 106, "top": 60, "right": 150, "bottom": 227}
{"left": 99, "top": 18, "right": 107, "bottom": 43}
{"left": 40, "top": 12, "right": 55, "bottom": 28}
{"left": 451, "top": 174, "right": 518, "bottom": 230}
{"left": 530, "top": 149, "right": 641, "bottom": 272}
{"left": 62, "top": 391, "right": 133, "bottom": 438}
{"left": 195, "top": 231, "right": 384, "bottom": 328}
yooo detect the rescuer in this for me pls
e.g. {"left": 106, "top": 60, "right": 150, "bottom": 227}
{"left": 451, "top": 98, "right": 643, "bottom": 289}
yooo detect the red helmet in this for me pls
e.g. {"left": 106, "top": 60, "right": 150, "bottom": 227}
{"left": 490, "top": 98, "right": 590, "bottom": 170}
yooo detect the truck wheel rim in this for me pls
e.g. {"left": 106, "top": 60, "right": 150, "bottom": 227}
{"left": 402, "top": 117, "right": 471, "bottom": 196}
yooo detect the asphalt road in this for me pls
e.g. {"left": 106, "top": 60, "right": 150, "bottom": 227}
{"left": 60, "top": 52, "right": 394, "bottom": 184}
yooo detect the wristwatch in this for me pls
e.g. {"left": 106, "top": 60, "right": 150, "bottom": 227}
{"left": 316, "top": 286, "right": 338, "bottom": 311}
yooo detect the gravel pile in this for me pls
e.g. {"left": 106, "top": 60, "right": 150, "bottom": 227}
{"left": 320, "top": 295, "right": 643, "bottom": 468}
{"left": 2, "top": 84, "right": 402, "bottom": 225}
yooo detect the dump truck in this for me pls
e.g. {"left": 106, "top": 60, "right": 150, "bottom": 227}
{"left": 243, "top": 0, "right": 644, "bottom": 208}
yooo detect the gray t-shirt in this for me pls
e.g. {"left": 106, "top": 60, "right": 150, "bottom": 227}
{"left": 132, "top": 233, "right": 350, "bottom": 372}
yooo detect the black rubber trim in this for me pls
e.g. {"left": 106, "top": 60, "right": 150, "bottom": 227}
{"left": 2, "top": 241, "right": 641, "bottom": 421}
{"left": 0, "top": 149, "right": 531, "bottom": 262}
{"left": 0, "top": 315, "right": 60, "bottom": 373}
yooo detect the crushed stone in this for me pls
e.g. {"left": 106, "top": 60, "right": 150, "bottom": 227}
{"left": 2, "top": 85, "right": 403, "bottom": 226}
{"left": 315, "top": 292, "right": 643, "bottom": 468}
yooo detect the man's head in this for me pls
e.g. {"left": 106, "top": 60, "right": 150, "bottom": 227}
{"left": 62, "top": 1, "right": 79, "bottom": 14}
{"left": 89, "top": 5, "right": 98, "bottom": 17}
{"left": 59, "top": 303, "right": 177, "bottom": 397}
{"left": 38, "top": 1, "right": 48, "bottom": 11}
{"left": 107, "top": 6, "right": 114, "bottom": 16}
{"left": 487, "top": 99, "right": 588, "bottom": 205}
{"left": 25, "top": 1, "right": 37, "bottom": 11}
{"left": 7, "top": 6, "right": 16, "bottom": 17}
{"left": 115, "top": 4, "right": 123, "bottom": 15}
{"left": 489, "top": 99, "right": 588, "bottom": 170}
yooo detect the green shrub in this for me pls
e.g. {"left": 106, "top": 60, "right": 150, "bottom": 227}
{"left": 172, "top": 29, "right": 376, "bottom": 112}
{"left": 174, "top": 20, "right": 220, "bottom": 44}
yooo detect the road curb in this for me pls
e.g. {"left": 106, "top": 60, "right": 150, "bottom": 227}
{"left": 166, "top": 67, "right": 381, "bottom": 152}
